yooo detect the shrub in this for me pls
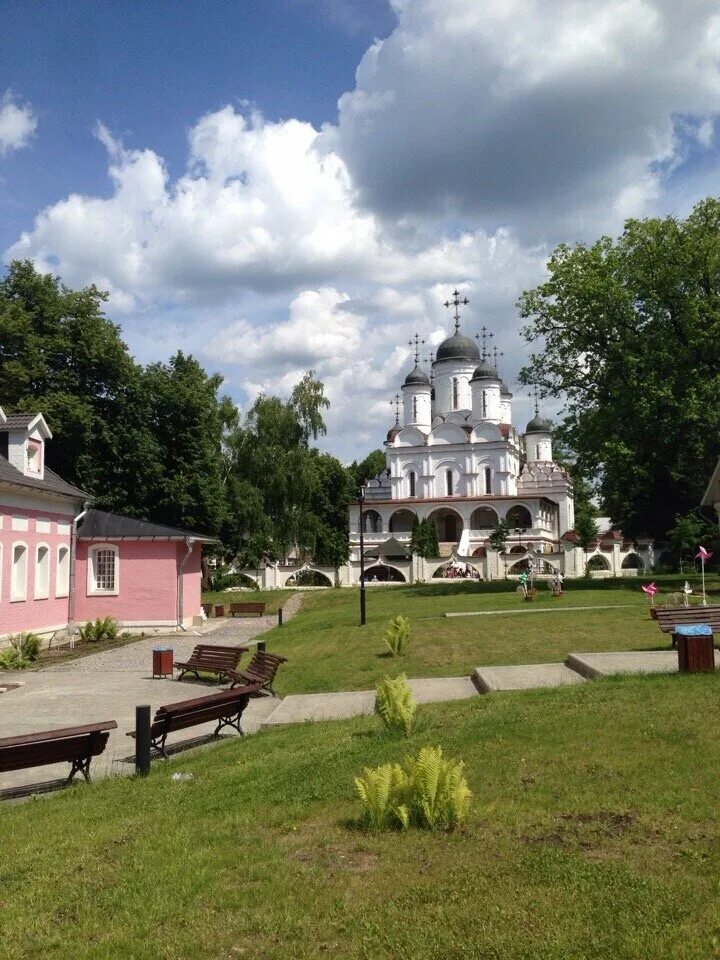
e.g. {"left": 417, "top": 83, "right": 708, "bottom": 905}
{"left": 355, "top": 745, "right": 472, "bottom": 832}
{"left": 78, "top": 617, "right": 120, "bottom": 643}
{"left": 375, "top": 674, "right": 417, "bottom": 737}
{"left": 0, "top": 646, "right": 29, "bottom": 670}
{"left": 383, "top": 614, "right": 410, "bottom": 656}
{"left": 12, "top": 632, "right": 41, "bottom": 661}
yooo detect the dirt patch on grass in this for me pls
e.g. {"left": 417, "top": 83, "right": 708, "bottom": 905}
{"left": 289, "top": 842, "right": 380, "bottom": 874}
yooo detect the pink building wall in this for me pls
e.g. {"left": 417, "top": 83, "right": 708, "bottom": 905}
{"left": 75, "top": 539, "right": 203, "bottom": 627}
{"left": 0, "top": 504, "right": 73, "bottom": 635}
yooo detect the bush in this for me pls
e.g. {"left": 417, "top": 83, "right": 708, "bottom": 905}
{"left": 78, "top": 617, "right": 120, "bottom": 643}
{"left": 355, "top": 745, "right": 472, "bottom": 832}
{"left": 383, "top": 614, "right": 410, "bottom": 656}
{"left": 375, "top": 674, "right": 417, "bottom": 737}
{"left": 0, "top": 632, "right": 42, "bottom": 669}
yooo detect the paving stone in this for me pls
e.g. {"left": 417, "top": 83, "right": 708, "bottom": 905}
{"left": 407, "top": 677, "right": 479, "bottom": 702}
{"left": 473, "top": 662, "right": 587, "bottom": 693}
{"left": 565, "top": 649, "right": 720, "bottom": 679}
{"left": 262, "top": 691, "right": 375, "bottom": 726}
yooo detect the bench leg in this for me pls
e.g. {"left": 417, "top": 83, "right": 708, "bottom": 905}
{"left": 67, "top": 755, "right": 92, "bottom": 784}
{"left": 151, "top": 733, "right": 169, "bottom": 760}
{"left": 214, "top": 713, "right": 244, "bottom": 737}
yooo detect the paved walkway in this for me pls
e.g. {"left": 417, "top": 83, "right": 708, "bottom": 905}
{"left": 446, "top": 603, "right": 637, "bottom": 618}
{"left": 0, "top": 594, "right": 302, "bottom": 795}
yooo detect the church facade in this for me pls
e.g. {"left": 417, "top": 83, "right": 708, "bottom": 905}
{"left": 345, "top": 294, "right": 653, "bottom": 584}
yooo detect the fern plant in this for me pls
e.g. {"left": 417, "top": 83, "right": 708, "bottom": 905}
{"left": 354, "top": 763, "right": 410, "bottom": 830}
{"left": 355, "top": 746, "right": 472, "bottom": 832}
{"left": 10, "top": 632, "right": 41, "bottom": 661}
{"left": 404, "top": 745, "right": 472, "bottom": 830}
{"left": 375, "top": 674, "right": 417, "bottom": 736}
{"left": 78, "top": 617, "right": 120, "bottom": 643}
{"left": 383, "top": 615, "right": 410, "bottom": 656}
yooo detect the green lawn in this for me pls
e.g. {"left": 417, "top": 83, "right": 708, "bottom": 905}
{"left": 3, "top": 673, "right": 720, "bottom": 959}
{"left": 257, "top": 575, "right": 720, "bottom": 694}
{"left": 201, "top": 588, "right": 295, "bottom": 617}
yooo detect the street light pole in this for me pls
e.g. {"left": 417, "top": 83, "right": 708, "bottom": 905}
{"left": 358, "top": 488, "right": 367, "bottom": 626}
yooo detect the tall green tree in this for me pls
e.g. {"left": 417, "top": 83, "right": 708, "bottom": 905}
{"left": 348, "top": 449, "right": 386, "bottom": 493}
{"left": 518, "top": 198, "right": 720, "bottom": 538}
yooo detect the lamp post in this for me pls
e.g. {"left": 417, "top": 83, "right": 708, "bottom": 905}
{"left": 358, "top": 487, "right": 367, "bottom": 626}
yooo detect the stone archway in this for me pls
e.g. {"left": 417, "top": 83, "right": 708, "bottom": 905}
{"left": 389, "top": 509, "right": 416, "bottom": 534}
{"left": 587, "top": 554, "right": 610, "bottom": 571}
{"left": 427, "top": 507, "right": 464, "bottom": 543}
{"left": 362, "top": 509, "right": 382, "bottom": 534}
{"left": 470, "top": 506, "right": 499, "bottom": 531}
{"left": 621, "top": 553, "right": 643, "bottom": 571}
{"left": 363, "top": 564, "right": 406, "bottom": 583}
{"left": 506, "top": 504, "right": 532, "bottom": 529}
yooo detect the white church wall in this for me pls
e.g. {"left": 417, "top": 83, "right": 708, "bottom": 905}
{"left": 433, "top": 360, "right": 476, "bottom": 414}
{"left": 402, "top": 387, "right": 432, "bottom": 428}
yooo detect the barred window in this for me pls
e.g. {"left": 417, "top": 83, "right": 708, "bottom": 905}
{"left": 89, "top": 546, "right": 119, "bottom": 594}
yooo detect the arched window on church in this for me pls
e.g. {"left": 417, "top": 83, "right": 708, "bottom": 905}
{"left": 535, "top": 444, "right": 541, "bottom": 460}
{"left": 446, "top": 469, "right": 453, "bottom": 496}
{"left": 412, "top": 396, "right": 418, "bottom": 421}
{"left": 409, "top": 471, "right": 416, "bottom": 498}
{"left": 452, "top": 378, "right": 459, "bottom": 410}
{"left": 482, "top": 390, "right": 487, "bottom": 418}
{"left": 484, "top": 467, "right": 492, "bottom": 494}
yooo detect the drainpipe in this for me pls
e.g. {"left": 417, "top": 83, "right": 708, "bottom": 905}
{"left": 67, "top": 500, "right": 92, "bottom": 630}
{"left": 176, "top": 536, "right": 196, "bottom": 631}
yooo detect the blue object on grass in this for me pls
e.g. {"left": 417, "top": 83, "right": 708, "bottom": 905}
{"left": 673, "top": 623, "right": 712, "bottom": 636}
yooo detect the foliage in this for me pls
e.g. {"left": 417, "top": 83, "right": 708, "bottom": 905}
{"left": 355, "top": 746, "right": 472, "bottom": 831}
{"left": 667, "top": 512, "right": 717, "bottom": 572}
{"left": 348, "top": 449, "right": 386, "bottom": 493}
{"left": 0, "top": 632, "right": 42, "bottom": 670}
{"left": 375, "top": 674, "right": 417, "bottom": 736}
{"left": 383, "top": 614, "right": 411, "bottom": 656}
{"left": 411, "top": 518, "right": 440, "bottom": 559}
{"left": 519, "top": 198, "right": 720, "bottom": 538}
{"left": 78, "top": 617, "right": 120, "bottom": 643}
{"left": 488, "top": 519, "right": 509, "bottom": 552}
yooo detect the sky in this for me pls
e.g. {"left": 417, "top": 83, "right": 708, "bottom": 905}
{"left": 1, "top": 0, "right": 719, "bottom": 462}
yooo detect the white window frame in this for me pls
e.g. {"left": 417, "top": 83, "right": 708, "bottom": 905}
{"left": 87, "top": 544, "right": 120, "bottom": 596}
{"left": 34, "top": 542, "right": 50, "bottom": 600}
{"left": 11, "top": 541, "right": 28, "bottom": 602}
{"left": 56, "top": 544, "right": 70, "bottom": 598}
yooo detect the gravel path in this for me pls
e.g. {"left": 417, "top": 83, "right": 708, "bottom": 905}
{"left": 42, "top": 592, "right": 303, "bottom": 674}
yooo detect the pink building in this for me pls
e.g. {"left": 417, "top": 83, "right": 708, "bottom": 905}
{"left": 0, "top": 407, "right": 213, "bottom": 642}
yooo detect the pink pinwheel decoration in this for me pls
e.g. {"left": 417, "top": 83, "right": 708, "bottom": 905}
{"left": 696, "top": 546, "right": 713, "bottom": 562}
{"left": 641, "top": 582, "right": 657, "bottom": 597}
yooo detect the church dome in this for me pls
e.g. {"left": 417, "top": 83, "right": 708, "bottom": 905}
{"left": 500, "top": 380, "right": 512, "bottom": 397}
{"left": 470, "top": 360, "right": 499, "bottom": 381}
{"left": 435, "top": 332, "right": 480, "bottom": 363}
{"left": 386, "top": 425, "right": 401, "bottom": 442}
{"left": 525, "top": 415, "right": 553, "bottom": 433}
{"left": 403, "top": 364, "right": 431, "bottom": 387}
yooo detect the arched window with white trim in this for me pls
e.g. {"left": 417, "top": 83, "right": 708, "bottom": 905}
{"left": 11, "top": 542, "right": 28, "bottom": 601}
{"left": 34, "top": 543, "right": 50, "bottom": 599}
{"left": 446, "top": 469, "right": 453, "bottom": 496}
{"left": 409, "top": 471, "right": 416, "bottom": 498}
{"left": 452, "top": 378, "right": 459, "bottom": 410}
{"left": 56, "top": 545, "right": 70, "bottom": 598}
{"left": 87, "top": 544, "right": 120, "bottom": 596}
{"left": 412, "top": 396, "right": 418, "bottom": 421}
{"left": 484, "top": 467, "right": 492, "bottom": 495}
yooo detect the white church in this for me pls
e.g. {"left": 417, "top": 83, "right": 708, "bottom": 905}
{"left": 344, "top": 292, "right": 654, "bottom": 584}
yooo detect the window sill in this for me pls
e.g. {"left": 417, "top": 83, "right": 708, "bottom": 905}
{"left": 34, "top": 594, "right": 49, "bottom": 601}
{"left": 9, "top": 596, "right": 27, "bottom": 603}
{"left": 88, "top": 589, "right": 119, "bottom": 597}
{"left": 55, "top": 592, "right": 69, "bottom": 599}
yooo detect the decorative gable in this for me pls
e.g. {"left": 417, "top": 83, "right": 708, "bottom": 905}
{"left": 0, "top": 410, "right": 52, "bottom": 481}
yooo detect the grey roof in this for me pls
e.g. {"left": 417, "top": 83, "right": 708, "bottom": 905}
{"left": 77, "top": 508, "right": 217, "bottom": 542}
{"left": 525, "top": 415, "right": 553, "bottom": 433}
{"left": 0, "top": 454, "right": 89, "bottom": 501}
{"left": 364, "top": 536, "right": 412, "bottom": 560}
{"left": 403, "top": 363, "right": 431, "bottom": 386}
{"left": 435, "top": 332, "right": 480, "bottom": 363}
{"left": 470, "top": 360, "right": 499, "bottom": 381}
{"left": 0, "top": 413, "right": 37, "bottom": 432}
{"left": 500, "top": 380, "right": 512, "bottom": 396}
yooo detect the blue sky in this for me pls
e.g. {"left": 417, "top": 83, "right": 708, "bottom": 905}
{"left": 1, "top": 0, "right": 719, "bottom": 460}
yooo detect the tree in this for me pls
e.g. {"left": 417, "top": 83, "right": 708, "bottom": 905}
{"left": 574, "top": 512, "right": 599, "bottom": 577}
{"left": 411, "top": 518, "right": 439, "bottom": 559}
{"left": 518, "top": 198, "right": 720, "bottom": 539}
{"left": 667, "top": 511, "right": 717, "bottom": 572}
{"left": 348, "top": 449, "right": 386, "bottom": 493}
{"left": 488, "top": 519, "right": 509, "bottom": 552}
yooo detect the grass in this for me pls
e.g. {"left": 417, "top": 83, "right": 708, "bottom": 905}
{"left": 201, "top": 588, "right": 295, "bottom": 617}
{"left": 253, "top": 575, "right": 720, "bottom": 694}
{"left": 3, "top": 672, "right": 720, "bottom": 959}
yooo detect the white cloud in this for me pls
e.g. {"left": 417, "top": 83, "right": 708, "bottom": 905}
{"left": 0, "top": 93, "right": 37, "bottom": 156}
{"left": 325, "top": 0, "right": 720, "bottom": 239}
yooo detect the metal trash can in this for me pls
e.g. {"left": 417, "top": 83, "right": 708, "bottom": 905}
{"left": 673, "top": 624, "right": 715, "bottom": 673}
{"left": 152, "top": 646, "right": 174, "bottom": 679}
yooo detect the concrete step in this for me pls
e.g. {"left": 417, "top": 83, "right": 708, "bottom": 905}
{"left": 473, "top": 662, "right": 587, "bottom": 693}
{"left": 565, "top": 649, "right": 720, "bottom": 678}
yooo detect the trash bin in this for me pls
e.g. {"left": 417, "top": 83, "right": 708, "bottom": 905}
{"left": 214, "top": 604, "right": 226, "bottom": 618}
{"left": 673, "top": 624, "right": 715, "bottom": 673}
{"left": 152, "top": 646, "right": 174, "bottom": 679}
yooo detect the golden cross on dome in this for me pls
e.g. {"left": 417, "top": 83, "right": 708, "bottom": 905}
{"left": 443, "top": 289, "right": 469, "bottom": 333}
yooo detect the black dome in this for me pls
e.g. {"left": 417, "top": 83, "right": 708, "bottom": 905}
{"left": 435, "top": 332, "right": 480, "bottom": 363}
{"left": 525, "top": 415, "right": 553, "bottom": 433}
{"left": 500, "top": 380, "right": 512, "bottom": 397}
{"left": 403, "top": 363, "right": 431, "bottom": 387}
{"left": 470, "top": 360, "right": 499, "bottom": 381}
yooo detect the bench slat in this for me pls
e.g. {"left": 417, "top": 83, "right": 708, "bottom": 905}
{"left": 0, "top": 721, "right": 118, "bottom": 749}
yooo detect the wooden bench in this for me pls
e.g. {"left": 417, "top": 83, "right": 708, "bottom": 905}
{"left": 230, "top": 602, "right": 266, "bottom": 618}
{"left": 0, "top": 721, "right": 118, "bottom": 784}
{"left": 126, "top": 685, "right": 259, "bottom": 759}
{"left": 228, "top": 650, "right": 287, "bottom": 696}
{"left": 653, "top": 606, "right": 720, "bottom": 646}
{"left": 175, "top": 643, "right": 248, "bottom": 682}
